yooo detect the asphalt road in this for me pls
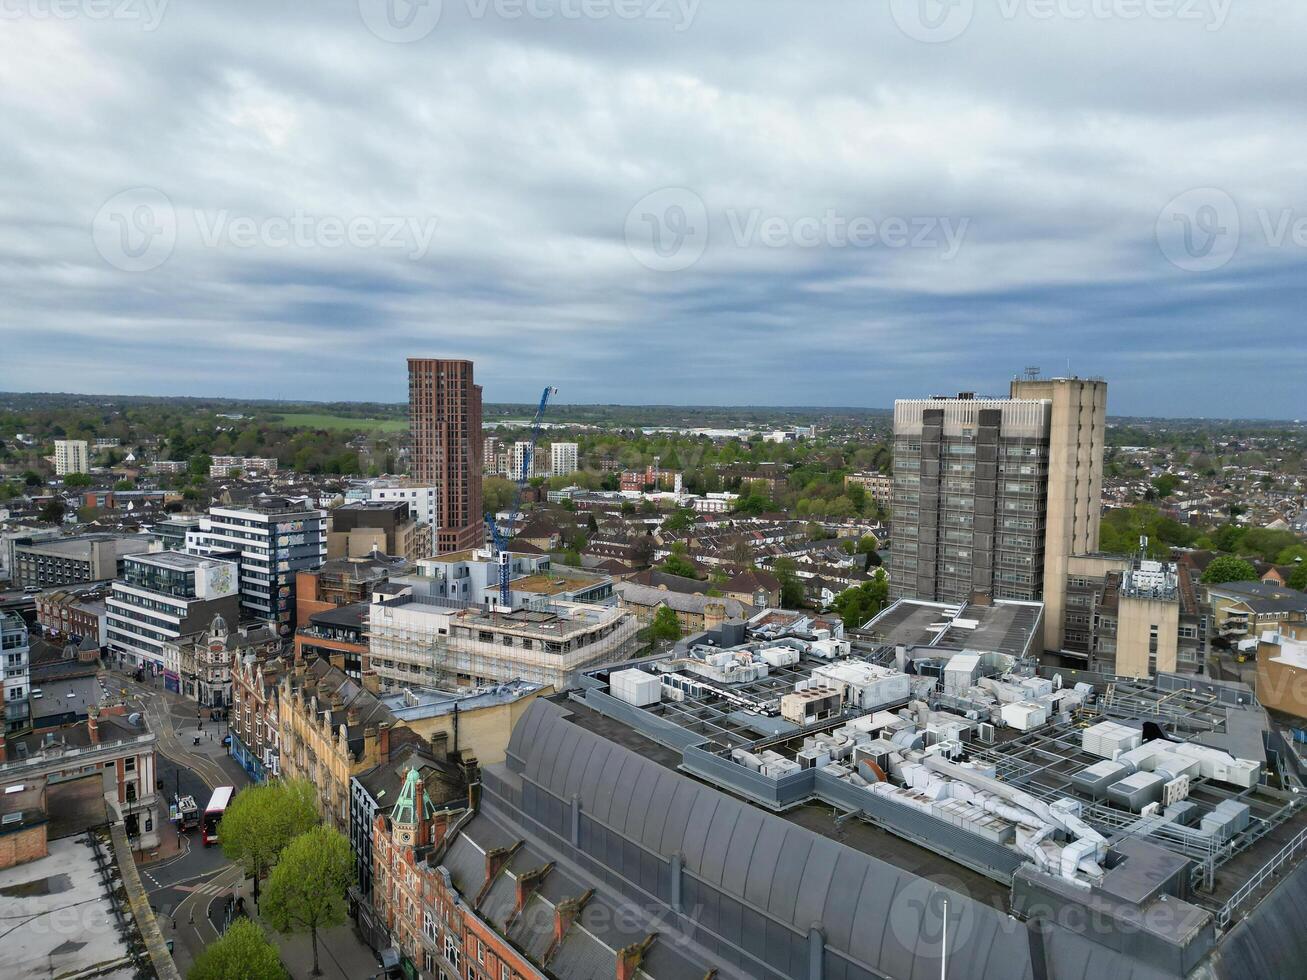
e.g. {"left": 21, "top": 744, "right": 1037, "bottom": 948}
{"left": 100, "top": 668, "right": 253, "bottom": 969}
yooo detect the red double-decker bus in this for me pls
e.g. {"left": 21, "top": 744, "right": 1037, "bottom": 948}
{"left": 202, "top": 786, "right": 234, "bottom": 847}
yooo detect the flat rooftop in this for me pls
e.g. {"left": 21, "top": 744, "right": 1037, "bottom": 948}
{"left": 126, "top": 549, "right": 221, "bottom": 571}
{"left": 511, "top": 572, "right": 605, "bottom": 595}
{"left": 572, "top": 642, "right": 1307, "bottom": 925}
{"left": 0, "top": 835, "right": 139, "bottom": 979}
{"left": 18, "top": 533, "right": 149, "bottom": 557}
{"left": 458, "top": 602, "right": 622, "bottom": 638}
{"left": 559, "top": 697, "right": 1011, "bottom": 908}
{"left": 383, "top": 680, "right": 546, "bottom": 721}
{"left": 862, "top": 597, "right": 1043, "bottom": 658}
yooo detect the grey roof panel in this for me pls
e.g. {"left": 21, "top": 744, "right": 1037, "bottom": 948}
{"left": 641, "top": 767, "right": 681, "bottom": 854}
{"left": 721, "top": 806, "right": 765, "bottom": 898}
{"left": 441, "top": 832, "right": 486, "bottom": 896}
{"left": 505, "top": 700, "right": 1062, "bottom": 980}
{"left": 744, "top": 818, "right": 789, "bottom": 911}
{"left": 766, "top": 829, "right": 812, "bottom": 924}
{"left": 680, "top": 790, "right": 721, "bottom": 869}
{"left": 547, "top": 927, "right": 615, "bottom": 980}
{"left": 698, "top": 801, "right": 742, "bottom": 887}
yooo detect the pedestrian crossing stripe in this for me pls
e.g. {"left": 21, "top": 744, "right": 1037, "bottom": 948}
{"left": 178, "top": 881, "right": 227, "bottom": 896}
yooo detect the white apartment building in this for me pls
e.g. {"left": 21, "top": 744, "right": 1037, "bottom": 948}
{"left": 106, "top": 552, "right": 241, "bottom": 675}
{"left": 483, "top": 436, "right": 503, "bottom": 476}
{"left": 1, "top": 612, "right": 30, "bottom": 733}
{"left": 510, "top": 441, "right": 533, "bottom": 481}
{"left": 369, "top": 485, "right": 439, "bottom": 555}
{"left": 209, "top": 456, "right": 278, "bottom": 478}
{"left": 369, "top": 595, "right": 638, "bottom": 691}
{"left": 198, "top": 496, "right": 326, "bottom": 637}
{"left": 550, "top": 442, "right": 579, "bottom": 477}
{"left": 54, "top": 439, "right": 89, "bottom": 476}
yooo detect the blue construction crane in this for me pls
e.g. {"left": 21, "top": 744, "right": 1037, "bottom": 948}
{"left": 484, "top": 385, "right": 558, "bottom": 608}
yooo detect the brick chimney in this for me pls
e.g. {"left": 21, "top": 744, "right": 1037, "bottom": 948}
{"left": 616, "top": 936, "right": 656, "bottom": 980}
{"left": 361, "top": 670, "right": 381, "bottom": 694}
{"left": 546, "top": 889, "right": 594, "bottom": 963}
{"left": 346, "top": 704, "right": 361, "bottom": 727}
{"left": 429, "top": 730, "right": 449, "bottom": 761}
{"left": 513, "top": 863, "right": 553, "bottom": 922}
{"left": 87, "top": 705, "right": 100, "bottom": 745}
{"left": 378, "top": 721, "right": 391, "bottom": 764}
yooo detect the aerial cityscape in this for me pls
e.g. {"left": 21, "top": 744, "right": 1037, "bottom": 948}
{"left": 3, "top": 4, "right": 1307, "bottom": 980}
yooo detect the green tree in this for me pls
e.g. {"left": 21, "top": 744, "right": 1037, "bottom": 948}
{"left": 483, "top": 477, "right": 515, "bottom": 514}
{"left": 831, "top": 570, "right": 890, "bottom": 629}
{"left": 262, "top": 826, "right": 354, "bottom": 977}
{"left": 39, "top": 499, "right": 66, "bottom": 523}
{"left": 1151, "top": 473, "right": 1179, "bottom": 498}
{"left": 1288, "top": 564, "right": 1307, "bottom": 592}
{"left": 660, "top": 552, "right": 700, "bottom": 579}
{"left": 1201, "top": 555, "right": 1260, "bottom": 585}
{"left": 114, "top": 479, "right": 134, "bottom": 491}
{"left": 187, "top": 919, "right": 286, "bottom": 980}
{"left": 649, "top": 605, "right": 681, "bottom": 646}
{"left": 220, "top": 780, "right": 318, "bottom": 908}
{"left": 63, "top": 472, "right": 93, "bottom": 488}
{"left": 662, "top": 507, "right": 698, "bottom": 533}
{"left": 773, "top": 557, "right": 806, "bottom": 608}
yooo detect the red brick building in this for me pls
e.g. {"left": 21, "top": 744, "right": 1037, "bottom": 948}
{"left": 408, "top": 358, "right": 484, "bottom": 553}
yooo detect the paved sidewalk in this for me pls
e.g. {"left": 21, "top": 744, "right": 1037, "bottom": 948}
{"left": 229, "top": 879, "right": 387, "bottom": 980}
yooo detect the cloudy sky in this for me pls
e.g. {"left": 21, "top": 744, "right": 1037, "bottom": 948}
{"left": 1, "top": 0, "right": 1304, "bottom": 417}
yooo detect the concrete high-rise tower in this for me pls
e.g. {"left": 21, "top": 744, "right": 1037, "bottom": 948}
{"left": 1009, "top": 376, "right": 1107, "bottom": 653}
{"left": 407, "top": 358, "right": 484, "bottom": 553}
{"left": 889, "top": 394, "right": 1052, "bottom": 605}
{"left": 889, "top": 377, "right": 1106, "bottom": 653}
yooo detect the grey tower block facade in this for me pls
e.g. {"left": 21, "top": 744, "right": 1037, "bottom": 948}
{"left": 1009, "top": 376, "right": 1108, "bottom": 653}
{"left": 890, "top": 396, "right": 1052, "bottom": 604}
{"left": 888, "top": 379, "right": 1107, "bottom": 653}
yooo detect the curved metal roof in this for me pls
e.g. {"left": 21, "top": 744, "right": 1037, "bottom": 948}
{"left": 507, "top": 700, "right": 1040, "bottom": 980}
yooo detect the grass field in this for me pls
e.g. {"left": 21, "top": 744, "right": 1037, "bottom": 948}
{"left": 272, "top": 413, "right": 407, "bottom": 432}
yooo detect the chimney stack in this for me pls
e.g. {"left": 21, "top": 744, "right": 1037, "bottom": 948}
{"left": 87, "top": 705, "right": 100, "bottom": 745}
{"left": 378, "top": 721, "right": 391, "bottom": 765}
